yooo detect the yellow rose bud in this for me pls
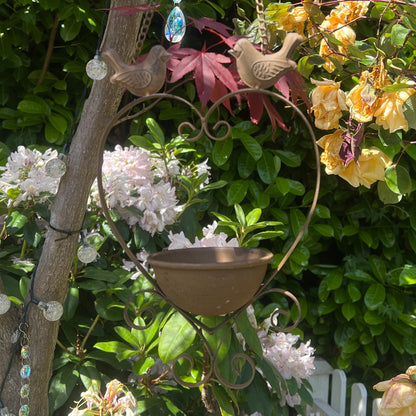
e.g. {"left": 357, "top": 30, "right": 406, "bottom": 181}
{"left": 374, "top": 88, "right": 415, "bottom": 133}
{"left": 374, "top": 366, "right": 416, "bottom": 416}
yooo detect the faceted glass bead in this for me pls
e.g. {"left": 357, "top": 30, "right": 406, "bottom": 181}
{"left": 21, "top": 345, "right": 30, "bottom": 360}
{"left": 165, "top": 5, "right": 186, "bottom": 43}
{"left": 18, "top": 405, "right": 29, "bottom": 416}
{"left": 45, "top": 157, "right": 67, "bottom": 178}
{"left": 86, "top": 55, "right": 108, "bottom": 80}
{"left": 0, "top": 293, "right": 11, "bottom": 314}
{"left": 77, "top": 244, "right": 98, "bottom": 264}
{"left": 20, "top": 384, "right": 30, "bottom": 398}
{"left": 39, "top": 301, "right": 63, "bottom": 322}
{"left": 20, "top": 364, "right": 31, "bottom": 379}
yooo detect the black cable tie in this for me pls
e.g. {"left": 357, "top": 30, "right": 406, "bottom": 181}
{"left": 49, "top": 224, "right": 82, "bottom": 241}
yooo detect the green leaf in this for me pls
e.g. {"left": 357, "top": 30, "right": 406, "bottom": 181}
{"left": 385, "top": 165, "right": 412, "bottom": 195}
{"left": 234, "top": 204, "right": 246, "bottom": 226}
{"left": 115, "top": 326, "right": 141, "bottom": 348}
{"left": 239, "top": 133, "right": 263, "bottom": 161}
{"left": 48, "top": 113, "right": 67, "bottom": 133}
{"left": 6, "top": 211, "right": 28, "bottom": 234}
{"left": 45, "top": 123, "right": 61, "bottom": 144}
{"left": 129, "top": 135, "right": 158, "bottom": 150}
{"left": 17, "top": 99, "right": 50, "bottom": 115}
{"left": 48, "top": 364, "right": 79, "bottom": 412}
{"left": 246, "top": 208, "right": 262, "bottom": 226}
{"left": 347, "top": 282, "right": 361, "bottom": 302}
{"left": 227, "top": 180, "right": 249, "bottom": 205}
{"left": 378, "top": 126, "right": 402, "bottom": 146}
{"left": 364, "top": 283, "right": 386, "bottom": 310}
{"left": 146, "top": 118, "right": 165, "bottom": 145}
{"left": 94, "top": 341, "right": 130, "bottom": 353}
{"left": 236, "top": 311, "right": 263, "bottom": 357}
{"left": 23, "top": 221, "right": 42, "bottom": 247}
{"left": 345, "top": 270, "right": 374, "bottom": 282}
{"left": 399, "top": 265, "right": 416, "bottom": 285}
{"left": 62, "top": 287, "right": 79, "bottom": 321}
{"left": 377, "top": 180, "right": 402, "bottom": 204}
{"left": 312, "top": 224, "right": 334, "bottom": 237}
{"left": 391, "top": 24, "right": 411, "bottom": 46}
{"left": 133, "top": 356, "right": 156, "bottom": 375}
{"left": 60, "top": 20, "right": 82, "bottom": 42}
{"left": 158, "top": 312, "right": 196, "bottom": 362}
{"left": 212, "top": 138, "right": 233, "bottom": 166}
{"left": 289, "top": 208, "right": 306, "bottom": 237}
{"left": 212, "top": 386, "right": 235, "bottom": 416}
{"left": 257, "top": 151, "right": 279, "bottom": 184}
{"left": 342, "top": 302, "right": 356, "bottom": 321}
{"left": 403, "top": 93, "right": 416, "bottom": 130}
{"left": 238, "top": 152, "right": 256, "bottom": 178}
{"left": 369, "top": 256, "right": 386, "bottom": 283}
{"left": 274, "top": 150, "right": 301, "bottom": 167}
{"left": 79, "top": 361, "right": 102, "bottom": 390}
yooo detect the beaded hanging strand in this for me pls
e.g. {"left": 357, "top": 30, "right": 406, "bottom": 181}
{"left": 19, "top": 324, "right": 30, "bottom": 416}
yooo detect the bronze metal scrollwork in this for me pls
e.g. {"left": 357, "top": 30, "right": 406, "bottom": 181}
{"left": 96, "top": 76, "right": 320, "bottom": 389}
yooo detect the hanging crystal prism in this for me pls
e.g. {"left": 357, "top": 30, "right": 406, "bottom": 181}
{"left": 165, "top": 0, "right": 186, "bottom": 43}
{"left": 20, "top": 365, "right": 31, "bottom": 379}
{"left": 18, "top": 405, "right": 29, "bottom": 416}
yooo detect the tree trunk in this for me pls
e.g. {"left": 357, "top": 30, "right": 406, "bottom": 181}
{"left": 0, "top": 1, "right": 143, "bottom": 413}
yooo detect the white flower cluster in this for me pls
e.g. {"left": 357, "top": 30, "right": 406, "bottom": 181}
{"left": 0, "top": 146, "right": 60, "bottom": 207}
{"left": 238, "top": 306, "right": 315, "bottom": 408}
{"left": 167, "top": 221, "right": 238, "bottom": 249}
{"left": 91, "top": 145, "right": 187, "bottom": 236}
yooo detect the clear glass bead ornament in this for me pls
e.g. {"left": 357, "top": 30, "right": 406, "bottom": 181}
{"left": 38, "top": 300, "right": 63, "bottom": 322}
{"left": 86, "top": 54, "right": 108, "bottom": 80}
{"left": 0, "top": 293, "right": 11, "bottom": 314}
{"left": 77, "top": 244, "right": 98, "bottom": 264}
{"left": 45, "top": 156, "right": 67, "bottom": 178}
{"left": 20, "top": 384, "right": 29, "bottom": 399}
{"left": 21, "top": 345, "right": 30, "bottom": 360}
{"left": 20, "top": 365, "right": 31, "bottom": 379}
{"left": 165, "top": 0, "right": 186, "bottom": 43}
{"left": 18, "top": 405, "right": 29, "bottom": 416}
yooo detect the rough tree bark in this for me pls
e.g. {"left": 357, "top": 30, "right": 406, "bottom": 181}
{"left": 0, "top": 1, "right": 144, "bottom": 413}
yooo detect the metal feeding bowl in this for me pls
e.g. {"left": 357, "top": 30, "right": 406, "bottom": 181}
{"left": 147, "top": 247, "right": 273, "bottom": 316}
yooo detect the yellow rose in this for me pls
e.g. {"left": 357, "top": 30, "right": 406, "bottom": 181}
{"left": 311, "top": 79, "right": 348, "bottom": 130}
{"left": 335, "top": 1, "right": 370, "bottom": 23}
{"left": 319, "top": 39, "right": 345, "bottom": 73}
{"left": 374, "top": 88, "right": 415, "bottom": 133}
{"left": 319, "top": 24, "right": 355, "bottom": 73}
{"left": 276, "top": 6, "right": 308, "bottom": 36}
{"left": 317, "top": 130, "right": 392, "bottom": 188}
{"left": 374, "top": 366, "right": 416, "bottom": 416}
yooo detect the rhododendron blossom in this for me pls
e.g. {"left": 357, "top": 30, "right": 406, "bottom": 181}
{"left": 91, "top": 145, "right": 212, "bottom": 235}
{"left": 167, "top": 221, "right": 238, "bottom": 249}
{"left": 0, "top": 146, "right": 60, "bottom": 207}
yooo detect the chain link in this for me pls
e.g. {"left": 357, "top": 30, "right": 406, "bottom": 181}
{"left": 136, "top": 1, "right": 156, "bottom": 56}
{"left": 255, "top": 0, "right": 268, "bottom": 54}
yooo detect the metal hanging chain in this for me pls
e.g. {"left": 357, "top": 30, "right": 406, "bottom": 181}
{"left": 136, "top": 0, "right": 156, "bottom": 56}
{"left": 255, "top": 0, "right": 268, "bottom": 54}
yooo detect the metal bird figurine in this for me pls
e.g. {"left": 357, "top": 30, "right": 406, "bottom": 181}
{"left": 101, "top": 45, "right": 172, "bottom": 96}
{"left": 229, "top": 32, "right": 303, "bottom": 89}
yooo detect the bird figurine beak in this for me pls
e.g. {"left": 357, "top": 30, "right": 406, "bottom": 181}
{"left": 228, "top": 48, "right": 241, "bottom": 58}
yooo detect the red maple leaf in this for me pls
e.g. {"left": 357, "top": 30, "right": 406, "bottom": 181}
{"left": 188, "top": 17, "right": 233, "bottom": 37}
{"left": 167, "top": 44, "right": 239, "bottom": 111}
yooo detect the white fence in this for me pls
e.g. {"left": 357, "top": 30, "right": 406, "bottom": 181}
{"left": 307, "top": 359, "right": 381, "bottom": 416}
